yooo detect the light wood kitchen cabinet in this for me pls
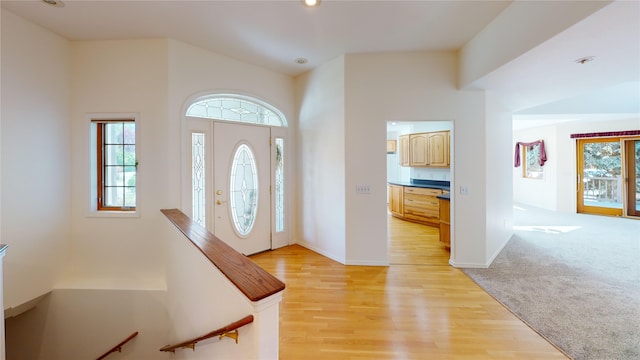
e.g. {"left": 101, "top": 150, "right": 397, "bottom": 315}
{"left": 402, "top": 186, "right": 442, "bottom": 226}
{"left": 397, "top": 130, "right": 450, "bottom": 168}
{"left": 399, "top": 135, "right": 410, "bottom": 166}
{"left": 388, "top": 185, "right": 404, "bottom": 217}
{"left": 447, "top": 132, "right": 450, "bottom": 166}
{"left": 439, "top": 197, "right": 450, "bottom": 247}
{"left": 428, "top": 131, "right": 449, "bottom": 167}
{"left": 386, "top": 140, "right": 397, "bottom": 153}
{"left": 409, "top": 133, "right": 429, "bottom": 166}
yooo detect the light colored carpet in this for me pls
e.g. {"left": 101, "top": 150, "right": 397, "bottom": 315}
{"left": 463, "top": 204, "right": 640, "bottom": 360}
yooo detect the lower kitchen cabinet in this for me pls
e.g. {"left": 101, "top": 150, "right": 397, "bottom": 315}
{"left": 388, "top": 185, "right": 442, "bottom": 227}
{"left": 388, "top": 184, "right": 404, "bottom": 217}
{"left": 439, "top": 197, "right": 450, "bottom": 247}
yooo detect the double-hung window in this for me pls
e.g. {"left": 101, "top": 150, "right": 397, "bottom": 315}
{"left": 93, "top": 119, "right": 137, "bottom": 211}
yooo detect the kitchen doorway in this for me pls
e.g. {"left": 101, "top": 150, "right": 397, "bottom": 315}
{"left": 386, "top": 120, "right": 453, "bottom": 265}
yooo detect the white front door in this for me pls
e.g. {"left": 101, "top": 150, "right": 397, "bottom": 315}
{"left": 213, "top": 122, "right": 271, "bottom": 255}
{"left": 184, "top": 118, "right": 272, "bottom": 255}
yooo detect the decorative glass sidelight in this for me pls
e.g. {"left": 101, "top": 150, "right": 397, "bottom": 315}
{"left": 192, "top": 133, "right": 206, "bottom": 225}
{"left": 230, "top": 144, "right": 258, "bottom": 236}
{"left": 275, "top": 138, "right": 284, "bottom": 233}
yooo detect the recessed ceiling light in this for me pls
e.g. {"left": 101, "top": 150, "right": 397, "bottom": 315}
{"left": 302, "top": 0, "right": 320, "bottom": 7}
{"left": 42, "top": 0, "right": 65, "bottom": 7}
{"left": 295, "top": 58, "right": 308, "bottom": 65}
{"left": 574, "top": 56, "right": 595, "bottom": 64}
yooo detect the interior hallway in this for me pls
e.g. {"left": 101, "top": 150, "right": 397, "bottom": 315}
{"left": 249, "top": 216, "right": 567, "bottom": 359}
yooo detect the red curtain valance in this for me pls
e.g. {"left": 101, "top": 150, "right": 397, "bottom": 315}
{"left": 570, "top": 130, "right": 640, "bottom": 139}
{"left": 514, "top": 140, "right": 546, "bottom": 167}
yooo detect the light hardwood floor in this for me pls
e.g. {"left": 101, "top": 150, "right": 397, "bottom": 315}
{"left": 250, "top": 215, "right": 567, "bottom": 359}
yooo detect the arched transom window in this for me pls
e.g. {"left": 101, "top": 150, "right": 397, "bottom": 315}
{"left": 186, "top": 94, "right": 287, "bottom": 127}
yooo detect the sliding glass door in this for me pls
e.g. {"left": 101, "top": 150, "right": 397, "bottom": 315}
{"left": 577, "top": 138, "right": 622, "bottom": 216}
{"left": 577, "top": 137, "right": 640, "bottom": 218}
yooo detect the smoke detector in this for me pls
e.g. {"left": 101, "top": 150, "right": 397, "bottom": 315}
{"left": 42, "top": 0, "right": 65, "bottom": 7}
{"left": 574, "top": 56, "right": 595, "bottom": 64}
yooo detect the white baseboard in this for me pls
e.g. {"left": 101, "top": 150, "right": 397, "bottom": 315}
{"left": 449, "top": 259, "right": 489, "bottom": 269}
{"left": 345, "top": 259, "right": 389, "bottom": 266}
{"left": 486, "top": 234, "right": 512, "bottom": 266}
{"left": 296, "top": 242, "right": 346, "bottom": 265}
{"left": 449, "top": 234, "right": 512, "bottom": 269}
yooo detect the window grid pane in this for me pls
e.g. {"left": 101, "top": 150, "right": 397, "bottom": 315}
{"left": 104, "top": 186, "right": 124, "bottom": 208}
{"left": 105, "top": 166, "right": 124, "bottom": 186}
{"left": 105, "top": 123, "right": 123, "bottom": 144}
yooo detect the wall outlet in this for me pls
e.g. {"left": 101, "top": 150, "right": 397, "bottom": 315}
{"left": 459, "top": 185, "right": 469, "bottom": 195}
{"left": 356, "top": 185, "right": 371, "bottom": 194}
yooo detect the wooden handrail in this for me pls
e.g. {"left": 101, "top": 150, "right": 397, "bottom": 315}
{"left": 161, "top": 208, "right": 285, "bottom": 301}
{"left": 96, "top": 331, "right": 139, "bottom": 360}
{"left": 159, "top": 315, "right": 254, "bottom": 353}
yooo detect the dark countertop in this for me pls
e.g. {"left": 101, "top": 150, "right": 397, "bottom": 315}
{"left": 436, "top": 192, "right": 450, "bottom": 200}
{"left": 387, "top": 179, "right": 450, "bottom": 191}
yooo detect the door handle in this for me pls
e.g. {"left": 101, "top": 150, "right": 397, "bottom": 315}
{"left": 216, "top": 199, "right": 226, "bottom": 205}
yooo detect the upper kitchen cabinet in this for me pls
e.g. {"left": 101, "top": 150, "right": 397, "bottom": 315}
{"left": 398, "top": 130, "right": 450, "bottom": 168}
{"left": 427, "top": 131, "right": 449, "bottom": 167}
{"left": 399, "top": 135, "right": 410, "bottom": 166}
{"left": 409, "top": 133, "right": 429, "bottom": 166}
{"left": 386, "top": 139, "right": 397, "bottom": 153}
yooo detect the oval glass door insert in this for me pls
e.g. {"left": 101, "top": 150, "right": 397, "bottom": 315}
{"left": 229, "top": 143, "right": 258, "bottom": 236}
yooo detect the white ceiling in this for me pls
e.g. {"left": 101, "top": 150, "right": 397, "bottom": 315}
{"left": 472, "top": 0, "right": 640, "bottom": 113}
{"left": 2, "top": 0, "right": 639, "bottom": 126}
{"left": 0, "top": 0, "right": 510, "bottom": 75}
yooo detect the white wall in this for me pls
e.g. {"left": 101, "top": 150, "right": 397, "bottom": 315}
{"left": 344, "top": 51, "right": 491, "bottom": 267}
{"left": 485, "top": 94, "right": 514, "bottom": 264}
{"left": 513, "top": 126, "right": 558, "bottom": 210}
{"left": 5, "top": 289, "right": 169, "bottom": 360}
{"left": 63, "top": 39, "right": 170, "bottom": 289}
{"left": 295, "top": 57, "right": 347, "bottom": 263}
{"left": 1, "top": 10, "right": 72, "bottom": 308}
{"left": 515, "top": 116, "right": 640, "bottom": 212}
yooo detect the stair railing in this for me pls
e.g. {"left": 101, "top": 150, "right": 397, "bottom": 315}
{"left": 159, "top": 315, "right": 254, "bottom": 353}
{"left": 161, "top": 208, "right": 285, "bottom": 359}
{"left": 96, "top": 331, "right": 139, "bottom": 360}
